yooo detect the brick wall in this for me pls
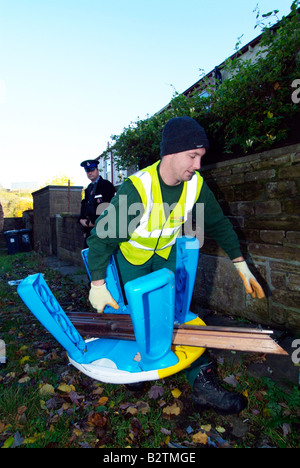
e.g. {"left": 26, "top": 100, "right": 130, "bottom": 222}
{"left": 32, "top": 185, "right": 83, "bottom": 255}
{"left": 193, "top": 143, "right": 300, "bottom": 333}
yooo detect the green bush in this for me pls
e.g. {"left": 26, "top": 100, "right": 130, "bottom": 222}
{"left": 105, "top": 1, "right": 300, "bottom": 170}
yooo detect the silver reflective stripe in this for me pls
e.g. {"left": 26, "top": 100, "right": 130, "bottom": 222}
{"left": 127, "top": 236, "right": 176, "bottom": 251}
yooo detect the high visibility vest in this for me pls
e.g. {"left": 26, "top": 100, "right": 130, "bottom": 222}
{"left": 119, "top": 161, "right": 203, "bottom": 265}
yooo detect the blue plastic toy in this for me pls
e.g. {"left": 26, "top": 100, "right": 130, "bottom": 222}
{"left": 17, "top": 236, "right": 206, "bottom": 383}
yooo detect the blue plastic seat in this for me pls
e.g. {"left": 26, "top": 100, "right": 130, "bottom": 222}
{"left": 81, "top": 235, "right": 199, "bottom": 323}
{"left": 17, "top": 236, "right": 200, "bottom": 378}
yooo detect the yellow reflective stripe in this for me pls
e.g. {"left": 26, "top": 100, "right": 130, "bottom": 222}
{"left": 119, "top": 242, "right": 154, "bottom": 265}
{"left": 158, "top": 317, "right": 206, "bottom": 379}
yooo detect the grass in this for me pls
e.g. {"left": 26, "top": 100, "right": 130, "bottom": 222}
{"left": 0, "top": 251, "right": 299, "bottom": 448}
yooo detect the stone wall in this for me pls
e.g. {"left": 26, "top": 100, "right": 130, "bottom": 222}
{"left": 0, "top": 217, "right": 25, "bottom": 253}
{"left": 193, "top": 143, "right": 300, "bottom": 334}
{"left": 0, "top": 202, "right": 3, "bottom": 232}
{"left": 2, "top": 217, "right": 24, "bottom": 232}
{"left": 32, "top": 185, "right": 83, "bottom": 255}
{"left": 56, "top": 214, "right": 85, "bottom": 266}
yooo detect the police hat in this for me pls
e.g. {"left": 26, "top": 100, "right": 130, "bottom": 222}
{"left": 80, "top": 159, "right": 99, "bottom": 172}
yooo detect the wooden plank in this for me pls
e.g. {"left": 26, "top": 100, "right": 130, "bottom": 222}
{"left": 66, "top": 312, "right": 288, "bottom": 355}
{"left": 172, "top": 329, "right": 287, "bottom": 355}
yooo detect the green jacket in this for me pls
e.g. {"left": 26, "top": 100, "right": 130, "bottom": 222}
{"left": 87, "top": 164, "right": 242, "bottom": 281}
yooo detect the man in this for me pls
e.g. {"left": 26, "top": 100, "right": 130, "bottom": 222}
{"left": 79, "top": 159, "right": 116, "bottom": 246}
{"left": 87, "top": 116, "right": 265, "bottom": 414}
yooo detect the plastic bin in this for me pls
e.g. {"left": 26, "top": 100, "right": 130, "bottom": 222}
{"left": 4, "top": 230, "right": 20, "bottom": 254}
{"left": 19, "top": 229, "right": 32, "bottom": 252}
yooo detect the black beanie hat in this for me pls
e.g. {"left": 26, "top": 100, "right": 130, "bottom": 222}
{"left": 160, "top": 116, "right": 209, "bottom": 156}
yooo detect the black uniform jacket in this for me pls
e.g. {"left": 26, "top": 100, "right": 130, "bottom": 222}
{"left": 80, "top": 176, "right": 116, "bottom": 225}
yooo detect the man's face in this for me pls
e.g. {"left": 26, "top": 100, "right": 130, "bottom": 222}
{"left": 168, "top": 148, "right": 206, "bottom": 184}
{"left": 86, "top": 168, "right": 99, "bottom": 183}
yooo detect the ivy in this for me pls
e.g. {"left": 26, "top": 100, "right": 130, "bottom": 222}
{"left": 105, "top": 1, "right": 300, "bottom": 169}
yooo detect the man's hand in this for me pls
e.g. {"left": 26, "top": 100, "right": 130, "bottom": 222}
{"left": 89, "top": 282, "right": 119, "bottom": 313}
{"left": 79, "top": 219, "right": 89, "bottom": 227}
{"left": 233, "top": 261, "right": 265, "bottom": 299}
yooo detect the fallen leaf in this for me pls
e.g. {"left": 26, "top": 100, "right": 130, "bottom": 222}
{"left": 119, "top": 402, "right": 131, "bottom": 410}
{"left": 171, "top": 388, "right": 182, "bottom": 398}
{"left": 131, "top": 417, "right": 142, "bottom": 437}
{"left": 136, "top": 401, "right": 150, "bottom": 414}
{"left": 19, "top": 355, "right": 30, "bottom": 365}
{"left": 92, "top": 387, "right": 104, "bottom": 395}
{"left": 254, "top": 391, "right": 265, "bottom": 402}
{"left": 88, "top": 413, "right": 107, "bottom": 428}
{"left": 126, "top": 406, "right": 138, "bottom": 415}
{"left": 2, "top": 436, "right": 15, "bottom": 448}
{"left": 18, "top": 376, "right": 31, "bottom": 384}
{"left": 17, "top": 405, "right": 27, "bottom": 416}
{"left": 162, "top": 403, "right": 181, "bottom": 417}
{"left": 57, "top": 383, "right": 75, "bottom": 393}
{"left": 223, "top": 374, "right": 238, "bottom": 387}
{"left": 133, "top": 352, "right": 141, "bottom": 362}
{"left": 201, "top": 424, "right": 212, "bottom": 432}
{"left": 161, "top": 427, "right": 171, "bottom": 435}
{"left": 23, "top": 437, "right": 37, "bottom": 445}
{"left": 69, "top": 391, "right": 84, "bottom": 405}
{"left": 40, "top": 400, "right": 47, "bottom": 410}
{"left": 11, "top": 431, "right": 24, "bottom": 447}
{"left": 216, "top": 426, "right": 226, "bottom": 434}
{"left": 148, "top": 385, "right": 164, "bottom": 399}
{"left": 62, "top": 402, "right": 72, "bottom": 410}
{"left": 282, "top": 423, "right": 291, "bottom": 437}
{"left": 39, "top": 383, "right": 55, "bottom": 396}
{"left": 192, "top": 431, "right": 208, "bottom": 445}
{"left": 97, "top": 396, "right": 109, "bottom": 406}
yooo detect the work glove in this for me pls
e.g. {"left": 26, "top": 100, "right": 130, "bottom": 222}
{"left": 89, "top": 283, "right": 119, "bottom": 314}
{"left": 233, "top": 261, "right": 265, "bottom": 299}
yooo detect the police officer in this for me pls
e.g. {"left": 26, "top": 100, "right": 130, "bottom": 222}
{"left": 79, "top": 159, "right": 116, "bottom": 246}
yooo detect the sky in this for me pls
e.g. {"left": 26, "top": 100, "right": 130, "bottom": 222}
{"left": 0, "top": 0, "right": 293, "bottom": 190}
